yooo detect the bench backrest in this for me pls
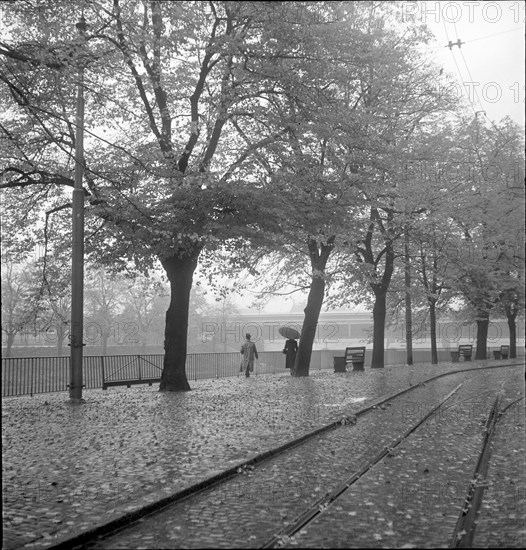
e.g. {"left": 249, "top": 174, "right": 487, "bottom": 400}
{"left": 500, "top": 345, "right": 510, "bottom": 352}
{"left": 458, "top": 345, "right": 473, "bottom": 354}
{"left": 345, "top": 347, "right": 366, "bottom": 361}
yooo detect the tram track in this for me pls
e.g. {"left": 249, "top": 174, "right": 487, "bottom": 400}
{"left": 451, "top": 393, "right": 525, "bottom": 548}
{"left": 263, "top": 369, "right": 524, "bottom": 549}
{"left": 263, "top": 382, "right": 525, "bottom": 549}
{"left": 261, "top": 383, "right": 465, "bottom": 548}
{"left": 45, "top": 362, "right": 524, "bottom": 550}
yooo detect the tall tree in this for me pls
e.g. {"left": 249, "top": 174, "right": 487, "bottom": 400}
{"left": 324, "top": 2, "right": 458, "bottom": 367}
{"left": 84, "top": 269, "right": 126, "bottom": 355}
{"left": 1, "top": 1, "right": 343, "bottom": 389}
{"left": 251, "top": 1, "right": 457, "bottom": 372}
{"left": 501, "top": 289, "right": 522, "bottom": 359}
{"left": 399, "top": 125, "right": 468, "bottom": 365}
{"left": 414, "top": 224, "right": 455, "bottom": 364}
{"left": 445, "top": 116, "right": 524, "bottom": 359}
{"left": 118, "top": 273, "right": 168, "bottom": 353}
{"left": 1, "top": 258, "right": 42, "bottom": 356}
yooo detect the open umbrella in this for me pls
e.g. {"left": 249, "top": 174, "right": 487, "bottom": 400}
{"left": 278, "top": 326, "right": 300, "bottom": 340}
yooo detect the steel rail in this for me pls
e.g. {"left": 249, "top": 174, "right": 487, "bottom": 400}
{"left": 451, "top": 392, "right": 525, "bottom": 548}
{"left": 261, "top": 383, "right": 464, "bottom": 548}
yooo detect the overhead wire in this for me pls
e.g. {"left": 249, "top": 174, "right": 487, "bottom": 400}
{"left": 412, "top": 26, "right": 522, "bottom": 53}
{"left": 451, "top": 19, "right": 486, "bottom": 114}
{"left": 442, "top": 18, "right": 478, "bottom": 117}
{"left": 442, "top": 18, "right": 513, "bottom": 142}
{"left": 448, "top": 21, "right": 511, "bottom": 139}
{"left": 465, "top": 27, "right": 524, "bottom": 44}
{"left": 443, "top": 28, "right": 521, "bottom": 207}
{"left": 457, "top": 50, "right": 485, "bottom": 114}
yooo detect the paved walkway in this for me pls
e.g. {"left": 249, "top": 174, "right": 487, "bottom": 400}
{"left": 2, "top": 359, "right": 524, "bottom": 549}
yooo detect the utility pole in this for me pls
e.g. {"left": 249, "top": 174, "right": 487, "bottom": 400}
{"left": 404, "top": 228, "right": 413, "bottom": 366}
{"left": 69, "top": 15, "right": 87, "bottom": 403}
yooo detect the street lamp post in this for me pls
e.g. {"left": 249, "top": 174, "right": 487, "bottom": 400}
{"left": 69, "top": 15, "right": 87, "bottom": 403}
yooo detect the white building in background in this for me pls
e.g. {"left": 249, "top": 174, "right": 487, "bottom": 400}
{"left": 199, "top": 308, "right": 523, "bottom": 353}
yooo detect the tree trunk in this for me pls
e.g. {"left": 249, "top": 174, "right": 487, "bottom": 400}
{"left": 56, "top": 322, "right": 67, "bottom": 356}
{"left": 5, "top": 331, "right": 15, "bottom": 357}
{"left": 404, "top": 231, "right": 413, "bottom": 365}
{"left": 371, "top": 290, "right": 387, "bottom": 368}
{"left": 367, "top": 232, "right": 394, "bottom": 369}
{"left": 57, "top": 331, "right": 65, "bottom": 357}
{"left": 101, "top": 332, "right": 108, "bottom": 356}
{"left": 475, "top": 313, "right": 489, "bottom": 360}
{"left": 159, "top": 250, "right": 200, "bottom": 391}
{"left": 429, "top": 299, "right": 438, "bottom": 365}
{"left": 293, "top": 276, "right": 325, "bottom": 377}
{"left": 293, "top": 237, "right": 334, "bottom": 377}
{"left": 507, "top": 313, "right": 517, "bottom": 359}
{"left": 357, "top": 211, "right": 395, "bottom": 370}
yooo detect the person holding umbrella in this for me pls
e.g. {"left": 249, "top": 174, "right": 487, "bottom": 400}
{"left": 279, "top": 326, "right": 300, "bottom": 373}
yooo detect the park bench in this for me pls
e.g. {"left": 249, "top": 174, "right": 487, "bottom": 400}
{"left": 451, "top": 344, "right": 472, "bottom": 362}
{"left": 102, "top": 378, "right": 161, "bottom": 390}
{"left": 345, "top": 346, "right": 366, "bottom": 371}
{"left": 493, "top": 345, "right": 510, "bottom": 360}
{"left": 458, "top": 345, "right": 473, "bottom": 361}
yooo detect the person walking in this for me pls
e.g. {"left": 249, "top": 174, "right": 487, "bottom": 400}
{"left": 240, "top": 333, "right": 258, "bottom": 378}
{"left": 283, "top": 338, "right": 298, "bottom": 372}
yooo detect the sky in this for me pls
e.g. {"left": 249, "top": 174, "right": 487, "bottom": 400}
{"left": 413, "top": 0, "right": 525, "bottom": 125}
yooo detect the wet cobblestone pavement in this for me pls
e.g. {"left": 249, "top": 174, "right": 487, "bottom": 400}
{"left": 2, "top": 360, "right": 524, "bottom": 549}
{"left": 83, "top": 367, "right": 525, "bottom": 549}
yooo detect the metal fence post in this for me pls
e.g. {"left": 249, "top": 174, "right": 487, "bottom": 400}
{"left": 30, "top": 358, "right": 34, "bottom": 397}
{"left": 100, "top": 356, "right": 105, "bottom": 389}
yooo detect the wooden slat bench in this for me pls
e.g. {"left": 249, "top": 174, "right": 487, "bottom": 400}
{"left": 458, "top": 344, "right": 473, "bottom": 361}
{"left": 451, "top": 345, "right": 473, "bottom": 362}
{"left": 345, "top": 347, "right": 366, "bottom": 371}
{"left": 500, "top": 345, "right": 510, "bottom": 359}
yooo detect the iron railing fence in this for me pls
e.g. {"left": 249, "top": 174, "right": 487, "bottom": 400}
{"left": 2, "top": 347, "right": 524, "bottom": 397}
{"left": 1, "top": 352, "right": 297, "bottom": 397}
